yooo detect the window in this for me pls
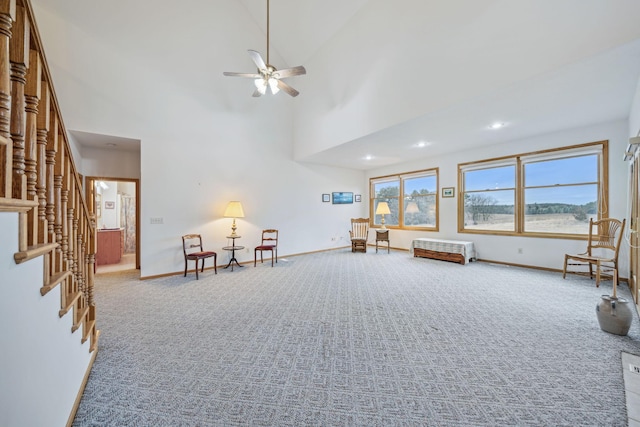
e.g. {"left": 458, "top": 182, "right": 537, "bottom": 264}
{"left": 462, "top": 163, "right": 516, "bottom": 231}
{"left": 370, "top": 168, "right": 438, "bottom": 230}
{"left": 372, "top": 178, "right": 400, "bottom": 227}
{"left": 523, "top": 154, "right": 599, "bottom": 234}
{"left": 459, "top": 141, "right": 607, "bottom": 237}
{"left": 403, "top": 173, "right": 437, "bottom": 228}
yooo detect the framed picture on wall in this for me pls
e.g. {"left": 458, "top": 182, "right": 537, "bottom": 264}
{"left": 322, "top": 194, "right": 330, "bottom": 202}
{"left": 442, "top": 187, "right": 455, "bottom": 198}
{"left": 105, "top": 201, "right": 115, "bottom": 209}
{"left": 332, "top": 192, "right": 353, "bottom": 204}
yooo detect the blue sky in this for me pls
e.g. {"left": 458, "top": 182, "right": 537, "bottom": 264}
{"left": 375, "top": 155, "right": 598, "bottom": 206}
{"left": 464, "top": 155, "right": 598, "bottom": 205}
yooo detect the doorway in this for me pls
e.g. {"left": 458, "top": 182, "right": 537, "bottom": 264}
{"left": 86, "top": 176, "right": 140, "bottom": 273}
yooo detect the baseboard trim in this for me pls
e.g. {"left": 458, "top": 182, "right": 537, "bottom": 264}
{"left": 139, "top": 246, "right": 352, "bottom": 280}
{"left": 477, "top": 258, "right": 629, "bottom": 284}
{"left": 66, "top": 345, "right": 99, "bottom": 427}
{"left": 139, "top": 248, "right": 629, "bottom": 284}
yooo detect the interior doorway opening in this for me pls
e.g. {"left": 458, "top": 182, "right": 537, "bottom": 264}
{"left": 86, "top": 176, "right": 140, "bottom": 273}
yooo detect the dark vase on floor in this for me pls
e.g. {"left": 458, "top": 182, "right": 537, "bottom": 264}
{"left": 596, "top": 295, "right": 633, "bottom": 336}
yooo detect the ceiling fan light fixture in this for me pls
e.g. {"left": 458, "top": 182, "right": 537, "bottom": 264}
{"left": 254, "top": 78, "right": 267, "bottom": 94}
{"left": 268, "top": 78, "right": 280, "bottom": 94}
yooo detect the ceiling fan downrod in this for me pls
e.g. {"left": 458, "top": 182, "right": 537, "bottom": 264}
{"left": 222, "top": 0, "right": 306, "bottom": 97}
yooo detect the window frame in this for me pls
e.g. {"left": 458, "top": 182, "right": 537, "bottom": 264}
{"left": 457, "top": 141, "right": 608, "bottom": 239}
{"left": 370, "top": 168, "right": 439, "bottom": 231}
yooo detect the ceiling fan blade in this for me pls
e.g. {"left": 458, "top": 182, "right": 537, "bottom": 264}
{"left": 248, "top": 50, "right": 267, "bottom": 71}
{"left": 223, "top": 71, "right": 262, "bottom": 78}
{"left": 276, "top": 79, "right": 300, "bottom": 97}
{"left": 273, "top": 65, "right": 306, "bottom": 79}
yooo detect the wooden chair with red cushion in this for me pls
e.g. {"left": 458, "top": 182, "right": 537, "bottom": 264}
{"left": 182, "top": 234, "right": 217, "bottom": 279}
{"left": 254, "top": 229, "right": 278, "bottom": 267}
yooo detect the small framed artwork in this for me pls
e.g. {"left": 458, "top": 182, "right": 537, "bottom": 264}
{"left": 332, "top": 192, "right": 354, "bottom": 204}
{"left": 442, "top": 187, "right": 455, "bottom": 198}
{"left": 355, "top": 194, "right": 362, "bottom": 202}
{"left": 322, "top": 193, "right": 330, "bottom": 203}
{"left": 104, "top": 201, "right": 115, "bottom": 209}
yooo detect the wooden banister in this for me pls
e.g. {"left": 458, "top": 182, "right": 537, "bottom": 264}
{"left": 1, "top": 0, "right": 98, "bottom": 356}
{"left": 0, "top": 1, "right": 15, "bottom": 200}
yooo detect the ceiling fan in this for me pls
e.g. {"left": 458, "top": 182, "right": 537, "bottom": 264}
{"left": 223, "top": 0, "right": 306, "bottom": 97}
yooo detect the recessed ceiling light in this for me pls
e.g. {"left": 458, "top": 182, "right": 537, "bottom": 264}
{"left": 413, "top": 141, "right": 431, "bottom": 148}
{"left": 105, "top": 142, "right": 117, "bottom": 147}
{"left": 364, "top": 155, "right": 373, "bottom": 160}
{"left": 489, "top": 122, "right": 505, "bottom": 130}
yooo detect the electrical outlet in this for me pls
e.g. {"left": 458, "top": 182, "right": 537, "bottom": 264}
{"left": 331, "top": 237, "right": 336, "bottom": 241}
{"left": 150, "top": 217, "right": 163, "bottom": 224}
{"left": 631, "top": 364, "right": 640, "bottom": 374}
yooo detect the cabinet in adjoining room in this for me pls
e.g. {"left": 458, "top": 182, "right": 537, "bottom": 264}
{"left": 96, "top": 228, "right": 124, "bottom": 265}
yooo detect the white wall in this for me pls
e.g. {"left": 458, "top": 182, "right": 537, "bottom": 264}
{"left": 140, "top": 128, "right": 366, "bottom": 276}
{"left": 0, "top": 213, "right": 92, "bottom": 427}
{"left": 67, "top": 132, "right": 82, "bottom": 169}
{"left": 32, "top": 1, "right": 367, "bottom": 278}
{"left": 79, "top": 146, "right": 141, "bottom": 180}
{"left": 630, "top": 75, "right": 640, "bottom": 137}
{"left": 365, "top": 119, "right": 631, "bottom": 276}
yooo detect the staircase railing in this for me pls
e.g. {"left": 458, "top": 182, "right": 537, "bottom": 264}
{"left": 0, "top": 0, "right": 98, "bottom": 351}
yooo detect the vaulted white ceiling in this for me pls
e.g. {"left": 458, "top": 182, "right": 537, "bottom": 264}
{"left": 32, "top": 0, "right": 640, "bottom": 170}
{"left": 238, "top": 0, "right": 371, "bottom": 67}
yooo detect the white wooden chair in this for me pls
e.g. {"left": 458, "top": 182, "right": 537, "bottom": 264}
{"left": 349, "top": 218, "right": 369, "bottom": 253}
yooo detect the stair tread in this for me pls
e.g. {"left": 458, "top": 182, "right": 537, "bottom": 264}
{"left": 72, "top": 306, "right": 90, "bottom": 332}
{"left": 40, "top": 270, "right": 72, "bottom": 296}
{"left": 90, "top": 329, "right": 100, "bottom": 352}
{"left": 14, "top": 242, "right": 59, "bottom": 264}
{"left": 0, "top": 197, "right": 38, "bottom": 213}
{"left": 59, "top": 290, "right": 82, "bottom": 317}
{"left": 82, "top": 320, "right": 96, "bottom": 344}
